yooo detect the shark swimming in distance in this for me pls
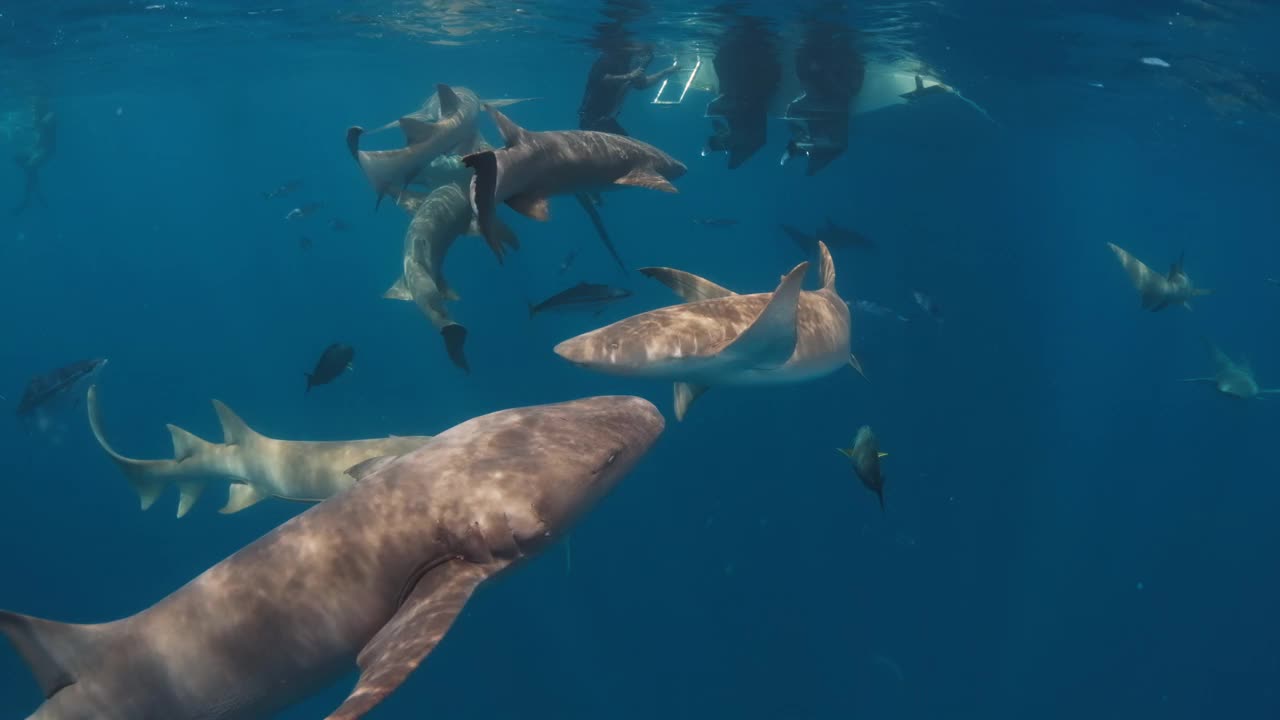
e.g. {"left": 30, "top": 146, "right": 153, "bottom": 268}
{"left": 1181, "top": 342, "right": 1280, "bottom": 400}
{"left": 554, "top": 241, "right": 862, "bottom": 420}
{"left": 87, "top": 385, "right": 432, "bottom": 517}
{"left": 1107, "top": 242, "right": 1212, "bottom": 311}
{"left": 4, "top": 395, "right": 663, "bottom": 719}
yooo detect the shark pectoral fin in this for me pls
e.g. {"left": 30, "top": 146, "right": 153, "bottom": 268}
{"left": 0, "top": 610, "right": 97, "bottom": 699}
{"left": 713, "top": 263, "right": 809, "bottom": 366}
{"left": 219, "top": 483, "right": 269, "bottom": 514}
{"left": 849, "top": 354, "right": 868, "bottom": 381}
{"left": 87, "top": 385, "right": 175, "bottom": 511}
{"left": 639, "top": 267, "right": 736, "bottom": 302}
{"left": 1180, "top": 377, "right": 1215, "bottom": 384}
{"left": 175, "top": 480, "right": 207, "bottom": 519}
{"left": 326, "top": 561, "right": 487, "bottom": 720}
{"left": 505, "top": 193, "right": 550, "bottom": 221}
{"left": 835, "top": 447, "right": 855, "bottom": 459}
{"left": 878, "top": 452, "right": 890, "bottom": 458}
{"left": 613, "top": 168, "right": 677, "bottom": 192}
{"left": 397, "top": 117, "right": 441, "bottom": 146}
{"left": 435, "top": 84, "right": 461, "bottom": 116}
{"left": 673, "top": 382, "right": 709, "bottom": 421}
{"left": 345, "top": 455, "right": 400, "bottom": 482}
{"left": 384, "top": 277, "right": 413, "bottom": 301}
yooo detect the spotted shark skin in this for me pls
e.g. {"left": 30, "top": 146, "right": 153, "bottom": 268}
{"left": 3, "top": 395, "right": 664, "bottom": 720}
{"left": 554, "top": 241, "right": 858, "bottom": 419}
{"left": 1107, "top": 242, "right": 1211, "bottom": 311}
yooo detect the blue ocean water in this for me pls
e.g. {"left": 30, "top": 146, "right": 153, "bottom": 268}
{"left": 2, "top": 0, "right": 1279, "bottom": 717}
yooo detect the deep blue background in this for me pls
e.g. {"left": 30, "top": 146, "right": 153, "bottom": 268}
{"left": 2, "top": 5, "right": 1280, "bottom": 718}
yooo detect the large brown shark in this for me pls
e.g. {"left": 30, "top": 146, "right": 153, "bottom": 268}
{"left": 1182, "top": 341, "right": 1280, "bottom": 399}
{"left": 1107, "top": 242, "right": 1212, "bottom": 311}
{"left": 346, "top": 84, "right": 525, "bottom": 207}
{"left": 554, "top": 241, "right": 860, "bottom": 420}
{"left": 87, "top": 385, "right": 432, "bottom": 518}
{"left": 3, "top": 395, "right": 663, "bottom": 719}
{"left": 463, "top": 107, "right": 687, "bottom": 263}
{"left": 384, "top": 182, "right": 517, "bottom": 373}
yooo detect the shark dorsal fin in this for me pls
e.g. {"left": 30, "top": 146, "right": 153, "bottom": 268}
{"left": 211, "top": 400, "right": 258, "bottom": 446}
{"left": 1168, "top": 252, "right": 1186, "bottom": 279}
{"left": 817, "top": 241, "right": 836, "bottom": 290}
{"left": 915, "top": 74, "right": 925, "bottom": 92}
{"left": 638, "top": 267, "right": 737, "bottom": 302}
{"left": 436, "top": 84, "right": 461, "bottom": 116}
{"left": 398, "top": 117, "right": 439, "bottom": 146}
{"left": 488, "top": 108, "right": 528, "bottom": 147}
{"left": 713, "top": 262, "right": 808, "bottom": 367}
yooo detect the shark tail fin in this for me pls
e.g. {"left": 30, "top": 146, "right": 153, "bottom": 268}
{"left": 817, "top": 241, "right": 837, "bottom": 290}
{"left": 86, "top": 384, "right": 177, "bottom": 513}
{"left": 441, "top": 323, "right": 470, "bottom": 374}
{"left": 461, "top": 150, "right": 504, "bottom": 263}
{"left": 163, "top": 424, "right": 222, "bottom": 518}
{"left": 0, "top": 610, "right": 104, "bottom": 700}
{"left": 345, "top": 127, "right": 364, "bottom": 159}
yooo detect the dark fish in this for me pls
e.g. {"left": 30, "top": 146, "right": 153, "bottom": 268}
{"left": 285, "top": 202, "right": 323, "bottom": 221}
{"left": 836, "top": 425, "right": 888, "bottom": 511}
{"left": 558, "top": 248, "right": 579, "bottom": 276}
{"left": 298, "top": 236, "right": 312, "bottom": 251}
{"left": 304, "top": 343, "right": 354, "bottom": 393}
{"left": 782, "top": 218, "right": 875, "bottom": 254}
{"left": 693, "top": 218, "right": 738, "bottom": 228}
{"left": 912, "top": 291, "right": 943, "bottom": 323}
{"left": 329, "top": 218, "right": 349, "bottom": 232}
{"left": 529, "top": 283, "right": 632, "bottom": 317}
{"left": 262, "top": 179, "right": 303, "bottom": 200}
{"left": 16, "top": 358, "right": 107, "bottom": 416}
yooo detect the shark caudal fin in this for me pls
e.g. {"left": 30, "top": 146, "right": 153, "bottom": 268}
{"left": 87, "top": 385, "right": 183, "bottom": 514}
{"left": 0, "top": 610, "right": 107, "bottom": 701}
{"left": 461, "top": 150, "right": 504, "bottom": 262}
{"left": 441, "top": 323, "right": 470, "bottom": 374}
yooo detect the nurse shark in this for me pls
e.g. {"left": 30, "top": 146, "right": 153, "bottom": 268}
{"left": 4, "top": 395, "right": 663, "bottom": 719}
{"left": 554, "top": 241, "right": 861, "bottom": 419}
